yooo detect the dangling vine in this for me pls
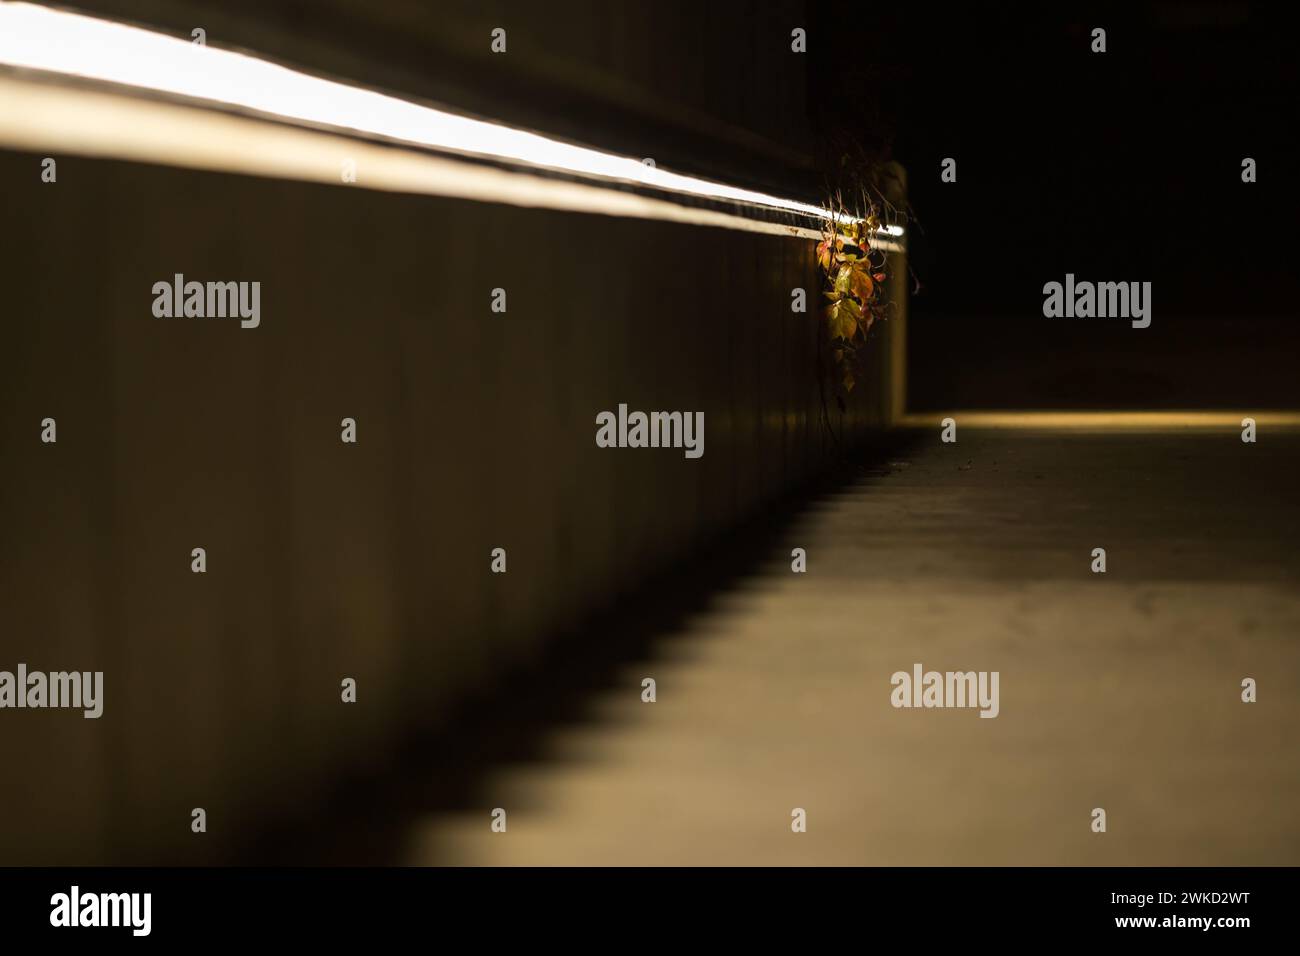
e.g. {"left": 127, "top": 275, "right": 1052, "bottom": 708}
{"left": 815, "top": 195, "right": 891, "bottom": 397}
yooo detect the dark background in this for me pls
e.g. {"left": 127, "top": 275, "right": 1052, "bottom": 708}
{"left": 60, "top": 0, "right": 1299, "bottom": 410}
{"left": 814, "top": 1, "right": 1298, "bottom": 410}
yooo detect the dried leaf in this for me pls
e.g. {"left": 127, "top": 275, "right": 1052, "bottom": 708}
{"left": 849, "top": 266, "right": 874, "bottom": 303}
{"left": 816, "top": 239, "right": 834, "bottom": 272}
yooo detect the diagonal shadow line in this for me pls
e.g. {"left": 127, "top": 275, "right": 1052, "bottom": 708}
{"left": 246, "top": 431, "right": 922, "bottom": 865}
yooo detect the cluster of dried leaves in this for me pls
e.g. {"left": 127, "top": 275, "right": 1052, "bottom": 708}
{"left": 815, "top": 202, "right": 889, "bottom": 395}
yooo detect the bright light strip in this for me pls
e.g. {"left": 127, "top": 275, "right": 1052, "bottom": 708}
{"left": 0, "top": 2, "right": 902, "bottom": 238}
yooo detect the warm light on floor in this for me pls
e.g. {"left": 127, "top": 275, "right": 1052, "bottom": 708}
{"left": 898, "top": 411, "right": 1300, "bottom": 430}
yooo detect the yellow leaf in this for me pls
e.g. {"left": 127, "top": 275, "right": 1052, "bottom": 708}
{"left": 828, "top": 298, "right": 861, "bottom": 340}
{"left": 816, "top": 239, "right": 834, "bottom": 272}
{"left": 835, "top": 264, "right": 854, "bottom": 293}
{"left": 849, "top": 266, "right": 874, "bottom": 302}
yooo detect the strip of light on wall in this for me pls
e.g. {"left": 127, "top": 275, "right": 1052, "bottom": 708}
{"left": 0, "top": 1, "right": 903, "bottom": 240}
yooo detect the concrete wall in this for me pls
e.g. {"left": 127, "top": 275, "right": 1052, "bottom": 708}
{"left": 0, "top": 148, "right": 903, "bottom": 863}
{"left": 62, "top": 0, "right": 818, "bottom": 196}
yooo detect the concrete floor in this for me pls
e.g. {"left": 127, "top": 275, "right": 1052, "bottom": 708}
{"left": 302, "top": 429, "right": 1300, "bottom": 865}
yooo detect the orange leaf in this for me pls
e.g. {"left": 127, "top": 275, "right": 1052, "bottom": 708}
{"left": 816, "top": 240, "right": 834, "bottom": 272}
{"left": 849, "top": 266, "right": 874, "bottom": 302}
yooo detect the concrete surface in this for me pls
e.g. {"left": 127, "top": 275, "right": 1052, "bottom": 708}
{"left": 358, "top": 429, "right": 1300, "bottom": 865}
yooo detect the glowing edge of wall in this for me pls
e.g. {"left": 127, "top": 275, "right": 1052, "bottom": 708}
{"left": 0, "top": 67, "right": 908, "bottom": 424}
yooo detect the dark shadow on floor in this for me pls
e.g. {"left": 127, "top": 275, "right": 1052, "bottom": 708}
{"left": 245, "top": 432, "right": 924, "bottom": 864}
